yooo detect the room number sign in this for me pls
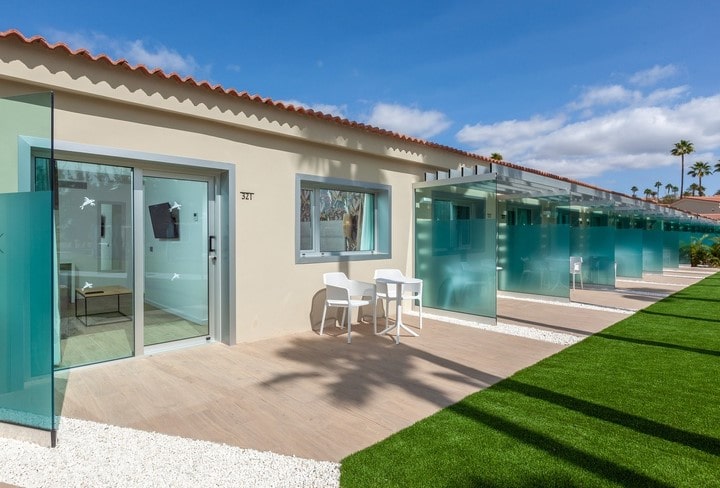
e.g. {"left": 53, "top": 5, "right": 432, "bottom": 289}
{"left": 240, "top": 192, "right": 255, "bottom": 201}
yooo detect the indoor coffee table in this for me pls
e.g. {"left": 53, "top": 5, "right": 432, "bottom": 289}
{"left": 75, "top": 285, "right": 132, "bottom": 326}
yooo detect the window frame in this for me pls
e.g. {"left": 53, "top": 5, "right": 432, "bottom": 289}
{"left": 295, "top": 174, "right": 391, "bottom": 263}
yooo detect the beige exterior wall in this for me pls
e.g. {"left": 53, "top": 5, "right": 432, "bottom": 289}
{"left": 0, "top": 36, "right": 490, "bottom": 342}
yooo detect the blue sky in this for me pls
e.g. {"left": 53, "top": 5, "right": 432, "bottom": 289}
{"left": 5, "top": 0, "right": 720, "bottom": 195}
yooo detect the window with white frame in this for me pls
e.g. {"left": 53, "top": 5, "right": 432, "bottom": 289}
{"left": 296, "top": 175, "right": 390, "bottom": 263}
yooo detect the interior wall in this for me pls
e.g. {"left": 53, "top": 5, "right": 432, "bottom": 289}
{"left": 56, "top": 162, "right": 133, "bottom": 292}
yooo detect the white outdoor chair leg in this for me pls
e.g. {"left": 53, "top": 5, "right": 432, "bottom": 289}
{"left": 320, "top": 305, "right": 328, "bottom": 335}
{"left": 340, "top": 308, "right": 346, "bottom": 328}
{"left": 418, "top": 298, "right": 423, "bottom": 329}
{"left": 373, "top": 300, "right": 378, "bottom": 334}
{"left": 346, "top": 306, "right": 353, "bottom": 343}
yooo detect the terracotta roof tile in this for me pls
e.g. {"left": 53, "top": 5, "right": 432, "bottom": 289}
{"left": 682, "top": 196, "right": 720, "bottom": 202}
{"left": 0, "top": 29, "right": 492, "bottom": 162}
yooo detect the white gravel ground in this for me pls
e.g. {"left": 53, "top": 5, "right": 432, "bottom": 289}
{"left": 4, "top": 285, "right": 665, "bottom": 487}
{"left": 411, "top": 310, "right": 583, "bottom": 345}
{"left": 496, "top": 294, "right": 635, "bottom": 314}
{"left": 0, "top": 417, "right": 340, "bottom": 488}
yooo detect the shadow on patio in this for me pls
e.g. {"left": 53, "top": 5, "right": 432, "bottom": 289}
{"left": 56, "top": 317, "right": 565, "bottom": 462}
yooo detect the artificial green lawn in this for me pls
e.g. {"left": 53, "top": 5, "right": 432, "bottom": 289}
{"left": 341, "top": 274, "right": 720, "bottom": 487}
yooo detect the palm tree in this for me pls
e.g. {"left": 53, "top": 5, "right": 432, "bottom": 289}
{"left": 643, "top": 188, "right": 653, "bottom": 200}
{"left": 490, "top": 153, "right": 503, "bottom": 161}
{"left": 687, "top": 183, "right": 699, "bottom": 196}
{"left": 671, "top": 140, "right": 694, "bottom": 197}
{"left": 687, "top": 161, "right": 711, "bottom": 196}
{"left": 672, "top": 185, "right": 679, "bottom": 196}
{"left": 654, "top": 181, "right": 662, "bottom": 199}
{"left": 630, "top": 185, "right": 638, "bottom": 197}
{"left": 715, "top": 159, "right": 720, "bottom": 174}
{"left": 664, "top": 183, "right": 673, "bottom": 196}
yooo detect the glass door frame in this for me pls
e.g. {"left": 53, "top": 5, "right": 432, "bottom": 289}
{"left": 134, "top": 168, "right": 218, "bottom": 357}
{"left": 29, "top": 140, "right": 234, "bottom": 365}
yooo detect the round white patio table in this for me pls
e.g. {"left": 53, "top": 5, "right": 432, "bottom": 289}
{"left": 375, "top": 276, "right": 422, "bottom": 344}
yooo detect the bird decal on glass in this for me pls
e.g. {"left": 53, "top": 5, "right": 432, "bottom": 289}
{"left": 80, "top": 197, "right": 96, "bottom": 210}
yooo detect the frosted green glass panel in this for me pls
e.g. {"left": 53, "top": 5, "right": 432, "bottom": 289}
{"left": 571, "top": 227, "right": 615, "bottom": 286}
{"left": 643, "top": 229, "right": 664, "bottom": 273}
{"left": 501, "top": 224, "right": 570, "bottom": 297}
{"left": 615, "top": 229, "right": 643, "bottom": 278}
{"left": 0, "top": 93, "right": 53, "bottom": 194}
{"left": 678, "top": 232, "right": 692, "bottom": 265}
{"left": 0, "top": 191, "right": 54, "bottom": 430}
{"left": 0, "top": 92, "right": 54, "bottom": 436}
{"left": 663, "top": 231, "right": 680, "bottom": 268}
{"left": 415, "top": 181, "right": 496, "bottom": 318}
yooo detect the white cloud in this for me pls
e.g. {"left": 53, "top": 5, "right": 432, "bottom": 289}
{"left": 366, "top": 103, "right": 452, "bottom": 139}
{"left": 570, "top": 85, "right": 640, "bottom": 111}
{"left": 46, "top": 29, "right": 106, "bottom": 54}
{"left": 125, "top": 40, "right": 199, "bottom": 74}
{"left": 629, "top": 64, "right": 678, "bottom": 86}
{"left": 312, "top": 104, "right": 347, "bottom": 117}
{"left": 644, "top": 85, "right": 689, "bottom": 105}
{"left": 280, "top": 99, "right": 347, "bottom": 118}
{"left": 45, "top": 29, "right": 202, "bottom": 76}
{"left": 456, "top": 93, "right": 720, "bottom": 181}
{"left": 567, "top": 81, "right": 688, "bottom": 115}
{"left": 457, "top": 116, "right": 565, "bottom": 148}
{"left": 454, "top": 64, "right": 720, "bottom": 186}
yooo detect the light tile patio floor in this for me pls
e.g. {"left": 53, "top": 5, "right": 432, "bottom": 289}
{"left": 56, "top": 268, "right": 715, "bottom": 462}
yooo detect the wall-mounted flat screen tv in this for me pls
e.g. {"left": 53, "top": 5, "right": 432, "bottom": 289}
{"left": 148, "top": 202, "right": 179, "bottom": 239}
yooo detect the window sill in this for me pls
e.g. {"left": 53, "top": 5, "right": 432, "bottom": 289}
{"left": 296, "top": 251, "right": 391, "bottom": 264}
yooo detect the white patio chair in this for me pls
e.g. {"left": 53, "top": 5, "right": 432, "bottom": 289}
{"left": 569, "top": 256, "right": 584, "bottom": 289}
{"left": 373, "top": 268, "right": 424, "bottom": 329}
{"left": 320, "top": 272, "right": 376, "bottom": 343}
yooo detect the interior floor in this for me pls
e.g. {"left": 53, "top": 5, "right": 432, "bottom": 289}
{"left": 57, "top": 296, "right": 207, "bottom": 369}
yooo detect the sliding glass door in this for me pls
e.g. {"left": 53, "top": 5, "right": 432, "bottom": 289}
{"left": 55, "top": 160, "right": 134, "bottom": 368}
{"left": 51, "top": 163, "right": 216, "bottom": 367}
{"left": 143, "top": 175, "right": 212, "bottom": 347}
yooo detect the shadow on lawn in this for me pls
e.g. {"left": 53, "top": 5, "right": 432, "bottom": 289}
{"left": 662, "top": 294, "right": 720, "bottom": 303}
{"left": 684, "top": 281, "right": 720, "bottom": 288}
{"left": 496, "top": 379, "right": 720, "bottom": 456}
{"left": 638, "top": 309, "right": 720, "bottom": 325}
{"left": 594, "top": 332, "right": 720, "bottom": 357}
{"left": 449, "top": 399, "right": 675, "bottom": 488}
